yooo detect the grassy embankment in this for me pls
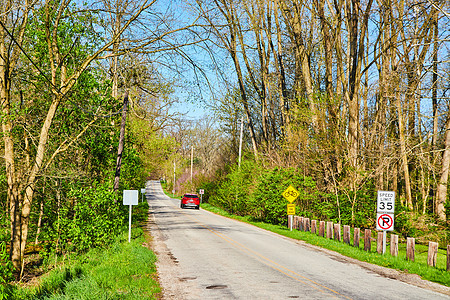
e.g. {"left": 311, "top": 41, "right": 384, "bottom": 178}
{"left": 196, "top": 202, "right": 450, "bottom": 287}
{"left": 7, "top": 202, "right": 161, "bottom": 300}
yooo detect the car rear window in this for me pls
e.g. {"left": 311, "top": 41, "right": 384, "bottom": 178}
{"left": 184, "top": 195, "right": 199, "bottom": 198}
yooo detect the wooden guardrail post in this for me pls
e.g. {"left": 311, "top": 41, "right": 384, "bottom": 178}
{"left": 364, "top": 229, "right": 371, "bottom": 251}
{"left": 354, "top": 228, "right": 360, "bottom": 248}
{"left": 447, "top": 245, "right": 450, "bottom": 271}
{"left": 377, "top": 232, "right": 383, "bottom": 254}
{"left": 297, "top": 216, "right": 302, "bottom": 230}
{"left": 319, "top": 221, "right": 325, "bottom": 237}
{"left": 304, "top": 218, "right": 310, "bottom": 232}
{"left": 390, "top": 234, "right": 398, "bottom": 257}
{"left": 311, "top": 220, "right": 317, "bottom": 234}
{"left": 428, "top": 242, "right": 438, "bottom": 267}
{"left": 406, "top": 237, "right": 415, "bottom": 261}
{"left": 293, "top": 216, "right": 298, "bottom": 230}
{"left": 343, "top": 225, "right": 350, "bottom": 245}
{"left": 326, "top": 222, "right": 333, "bottom": 239}
{"left": 333, "top": 223, "right": 341, "bottom": 241}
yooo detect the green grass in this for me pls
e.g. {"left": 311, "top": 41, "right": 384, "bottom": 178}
{"left": 201, "top": 203, "right": 450, "bottom": 287}
{"left": 10, "top": 228, "right": 160, "bottom": 300}
{"left": 8, "top": 201, "right": 161, "bottom": 300}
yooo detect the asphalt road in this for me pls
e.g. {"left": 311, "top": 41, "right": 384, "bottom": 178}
{"left": 146, "top": 180, "right": 450, "bottom": 300}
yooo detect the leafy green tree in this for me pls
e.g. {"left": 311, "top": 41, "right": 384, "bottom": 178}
{"left": 2, "top": 0, "right": 153, "bottom": 272}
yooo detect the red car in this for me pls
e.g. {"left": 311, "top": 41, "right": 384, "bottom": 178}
{"left": 181, "top": 193, "right": 200, "bottom": 209}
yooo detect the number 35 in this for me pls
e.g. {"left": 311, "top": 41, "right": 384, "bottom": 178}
{"left": 379, "top": 202, "right": 393, "bottom": 210}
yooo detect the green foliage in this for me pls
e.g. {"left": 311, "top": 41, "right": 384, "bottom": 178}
{"left": 208, "top": 161, "right": 330, "bottom": 225}
{"left": 208, "top": 159, "right": 261, "bottom": 215}
{"left": 0, "top": 242, "right": 15, "bottom": 300}
{"left": 63, "top": 184, "right": 125, "bottom": 252}
{"left": 39, "top": 183, "right": 125, "bottom": 258}
{"left": 128, "top": 117, "right": 180, "bottom": 181}
{"left": 9, "top": 201, "right": 153, "bottom": 299}
{"left": 0, "top": 0, "right": 159, "bottom": 291}
{"left": 207, "top": 159, "right": 391, "bottom": 229}
{"left": 0, "top": 178, "right": 14, "bottom": 299}
{"left": 118, "top": 147, "right": 146, "bottom": 190}
{"left": 252, "top": 167, "right": 321, "bottom": 225}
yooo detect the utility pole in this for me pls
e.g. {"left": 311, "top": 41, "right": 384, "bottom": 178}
{"left": 190, "top": 146, "right": 194, "bottom": 190}
{"left": 238, "top": 117, "right": 244, "bottom": 168}
{"left": 173, "top": 160, "right": 176, "bottom": 197}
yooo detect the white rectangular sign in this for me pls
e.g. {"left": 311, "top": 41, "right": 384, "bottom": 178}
{"left": 376, "top": 213, "right": 395, "bottom": 231}
{"left": 123, "top": 190, "right": 138, "bottom": 205}
{"left": 377, "top": 191, "right": 395, "bottom": 213}
{"left": 199, "top": 189, "right": 204, "bottom": 195}
{"left": 141, "top": 188, "right": 146, "bottom": 194}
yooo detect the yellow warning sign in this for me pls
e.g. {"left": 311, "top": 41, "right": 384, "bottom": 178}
{"left": 282, "top": 185, "right": 299, "bottom": 203}
{"left": 287, "top": 204, "right": 296, "bottom": 215}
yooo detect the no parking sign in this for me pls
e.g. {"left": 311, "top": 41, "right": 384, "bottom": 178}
{"left": 376, "top": 213, "right": 394, "bottom": 231}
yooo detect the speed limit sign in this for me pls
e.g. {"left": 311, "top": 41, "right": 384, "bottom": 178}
{"left": 377, "top": 191, "right": 395, "bottom": 213}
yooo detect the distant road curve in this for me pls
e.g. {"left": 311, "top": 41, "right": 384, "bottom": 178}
{"left": 145, "top": 180, "right": 450, "bottom": 299}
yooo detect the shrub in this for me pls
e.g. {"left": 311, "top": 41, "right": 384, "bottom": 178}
{"left": 0, "top": 241, "right": 14, "bottom": 299}
{"left": 251, "top": 167, "right": 320, "bottom": 225}
{"left": 209, "top": 160, "right": 261, "bottom": 215}
{"left": 56, "top": 183, "right": 126, "bottom": 253}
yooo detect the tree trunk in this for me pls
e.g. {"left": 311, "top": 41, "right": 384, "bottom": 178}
{"left": 273, "top": 0, "right": 289, "bottom": 136}
{"left": 396, "top": 93, "right": 413, "bottom": 209}
{"left": 279, "top": 0, "right": 318, "bottom": 131}
{"left": 436, "top": 113, "right": 450, "bottom": 221}
{"left": 346, "top": 0, "right": 373, "bottom": 187}
{"left": 114, "top": 91, "right": 129, "bottom": 192}
{"left": 1, "top": 34, "right": 22, "bottom": 271}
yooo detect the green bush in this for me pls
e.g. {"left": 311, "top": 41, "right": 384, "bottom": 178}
{"left": 209, "top": 163, "right": 326, "bottom": 225}
{"left": 207, "top": 161, "right": 383, "bottom": 228}
{"left": 208, "top": 160, "right": 261, "bottom": 215}
{"left": 55, "top": 183, "right": 126, "bottom": 253}
{"left": 0, "top": 241, "right": 15, "bottom": 300}
{"left": 251, "top": 167, "right": 320, "bottom": 225}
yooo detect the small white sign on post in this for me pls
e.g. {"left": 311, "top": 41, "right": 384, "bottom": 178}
{"left": 376, "top": 191, "right": 395, "bottom": 254}
{"left": 140, "top": 188, "right": 146, "bottom": 203}
{"left": 123, "top": 190, "right": 138, "bottom": 205}
{"left": 123, "top": 190, "right": 138, "bottom": 242}
{"left": 199, "top": 189, "right": 204, "bottom": 204}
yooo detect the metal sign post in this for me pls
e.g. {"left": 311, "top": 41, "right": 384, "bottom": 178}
{"left": 376, "top": 191, "right": 395, "bottom": 254}
{"left": 287, "top": 204, "right": 296, "bottom": 231}
{"left": 123, "top": 190, "right": 138, "bottom": 242}
{"left": 283, "top": 185, "right": 299, "bottom": 231}
{"left": 199, "top": 189, "right": 204, "bottom": 204}
{"left": 140, "top": 188, "right": 145, "bottom": 203}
